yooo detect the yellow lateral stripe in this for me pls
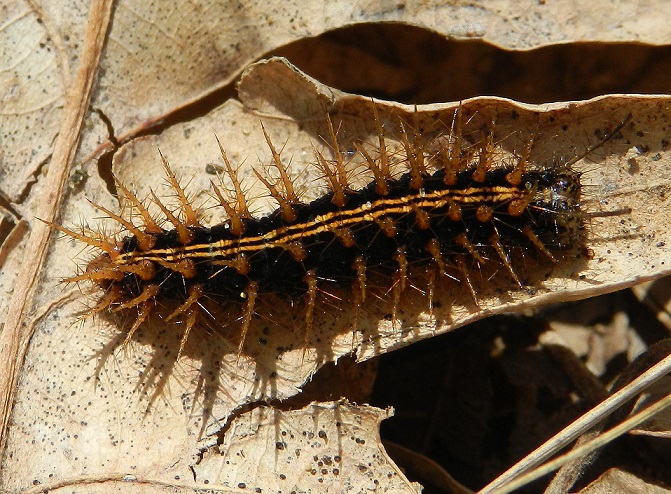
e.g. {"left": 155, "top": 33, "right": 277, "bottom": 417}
{"left": 115, "top": 185, "right": 526, "bottom": 264}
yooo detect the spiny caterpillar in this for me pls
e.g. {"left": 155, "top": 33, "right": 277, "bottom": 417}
{"left": 55, "top": 107, "right": 626, "bottom": 358}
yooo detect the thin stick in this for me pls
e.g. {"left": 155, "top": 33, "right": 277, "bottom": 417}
{"left": 0, "top": 0, "right": 115, "bottom": 455}
{"left": 487, "top": 390, "right": 671, "bottom": 494}
{"left": 479, "top": 351, "right": 671, "bottom": 494}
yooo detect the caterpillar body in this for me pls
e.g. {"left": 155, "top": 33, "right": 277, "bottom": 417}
{"left": 56, "top": 108, "right": 626, "bottom": 357}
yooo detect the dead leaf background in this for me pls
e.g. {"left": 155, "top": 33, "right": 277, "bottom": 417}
{"left": 2, "top": 1, "right": 671, "bottom": 493}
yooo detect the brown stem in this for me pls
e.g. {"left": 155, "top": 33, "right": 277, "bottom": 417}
{"left": 0, "top": 0, "right": 115, "bottom": 458}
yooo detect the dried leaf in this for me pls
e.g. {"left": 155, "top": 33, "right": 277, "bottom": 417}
{"left": 196, "top": 401, "right": 421, "bottom": 494}
{"left": 579, "top": 468, "right": 671, "bottom": 494}
{"left": 3, "top": 2, "right": 671, "bottom": 493}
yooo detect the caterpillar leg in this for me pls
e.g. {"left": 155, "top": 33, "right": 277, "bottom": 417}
{"left": 166, "top": 284, "right": 205, "bottom": 359}
{"left": 303, "top": 270, "right": 318, "bottom": 348}
{"left": 238, "top": 282, "right": 258, "bottom": 355}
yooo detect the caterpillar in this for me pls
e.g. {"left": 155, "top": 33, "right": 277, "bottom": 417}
{"left": 55, "top": 107, "right": 627, "bottom": 358}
